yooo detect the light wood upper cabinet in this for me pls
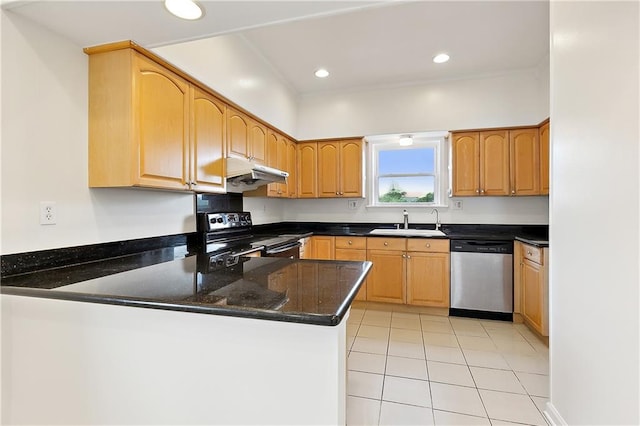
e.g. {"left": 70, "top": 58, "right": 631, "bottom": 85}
{"left": 539, "top": 122, "right": 550, "bottom": 195}
{"left": 453, "top": 126, "right": 545, "bottom": 197}
{"left": 227, "top": 108, "right": 267, "bottom": 164}
{"left": 190, "top": 87, "right": 226, "bottom": 193}
{"left": 451, "top": 132, "right": 480, "bottom": 196}
{"left": 264, "top": 131, "right": 287, "bottom": 197}
{"left": 287, "top": 139, "right": 298, "bottom": 198}
{"left": 480, "top": 130, "right": 510, "bottom": 196}
{"left": 510, "top": 128, "right": 540, "bottom": 195}
{"left": 452, "top": 130, "right": 509, "bottom": 196}
{"left": 318, "top": 139, "right": 363, "bottom": 198}
{"left": 297, "top": 142, "right": 318, "bottom": 198}
{"left": 87, "top": 47, "right": 221, "bottom": 191}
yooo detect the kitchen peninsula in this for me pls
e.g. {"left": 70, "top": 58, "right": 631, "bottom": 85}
{"left": 1, "top": 245, "right": 371, "bottom": 425}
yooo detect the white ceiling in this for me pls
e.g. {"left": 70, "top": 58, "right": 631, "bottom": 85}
{"left": 3, "top": 0, "right": 549, "bottom": 95}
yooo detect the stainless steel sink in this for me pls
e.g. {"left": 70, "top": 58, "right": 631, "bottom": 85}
{"left": 369, "top": 228, "right": 446, "bottom": 237}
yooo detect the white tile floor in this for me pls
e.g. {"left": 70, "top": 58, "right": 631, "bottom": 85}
{"left": 346, "top": 307, "right": 549, "bottom": 426}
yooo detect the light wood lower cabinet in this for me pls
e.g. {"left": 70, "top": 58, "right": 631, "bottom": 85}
{"left": 514, "top": 241, "right": 549, "bottom": 336}
{"left": 309, "top": 236, "right": 335, "bottom": 260}
{"left": 366, "top": 238, "right": 450, "bottom": 307}
{"left": 334, "top": 237, "right": 367, "bottom": 301}
{"left": 406, "top": 239, "right": 450, "bottom": 307}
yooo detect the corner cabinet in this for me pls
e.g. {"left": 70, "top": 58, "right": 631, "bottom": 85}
{"left": 317, "top": 139, "right": 364, "bottom": 198}
{"left": 85, "top": 42, "right": 225, "bottom": 193}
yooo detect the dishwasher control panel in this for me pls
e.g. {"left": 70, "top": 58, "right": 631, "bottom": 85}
{"left": 450, "top": 240, "right": 513, "bottom": 254}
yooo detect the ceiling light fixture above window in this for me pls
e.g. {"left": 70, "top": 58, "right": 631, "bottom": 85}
{"left": 164, "top": 0, "right": 203, "bottom": 20}
{"left": 399, "top": 136, "right": 413, "bottom": 146}
{"left": 433, "top": 53, "right": 450, "bottom": 64}
{"left": 315, "top": 68, "right": 330, "bottom": 78}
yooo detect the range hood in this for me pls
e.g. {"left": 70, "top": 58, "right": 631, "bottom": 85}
{"left": 225, "top": 157, "right": 288, "bottom": 193}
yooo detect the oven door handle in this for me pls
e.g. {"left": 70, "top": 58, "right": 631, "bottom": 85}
{"left": 234, "top": 247, "right": 264, "bottom": 257}
{"left": 266, "top": 241, "right": 301, "bottom": 255}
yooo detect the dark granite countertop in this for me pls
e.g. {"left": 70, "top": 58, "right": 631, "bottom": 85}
{"left": 1, "top": 247, "right": 371, "bottom": 327}
{"left": 254, "top": 222, "right": 549, "bottom": 245}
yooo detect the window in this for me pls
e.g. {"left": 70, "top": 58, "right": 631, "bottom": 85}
{"left": 367, "top": 132, "right": 448, "bottom": 207}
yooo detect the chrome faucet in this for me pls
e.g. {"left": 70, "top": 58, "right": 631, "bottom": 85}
{"left": 403, "top": 209, "right": 409, "bottom": 229}
{"left": 431, "top": 208, "right": 440, "bottom": 230}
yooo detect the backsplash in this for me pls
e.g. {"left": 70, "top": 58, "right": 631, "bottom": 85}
{"left": 196, "top": 193, "right": 243, "bottom": 213}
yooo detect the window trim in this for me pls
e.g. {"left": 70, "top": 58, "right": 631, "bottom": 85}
{"left": 366, "top": 131, "right": 450, "bottom": 208}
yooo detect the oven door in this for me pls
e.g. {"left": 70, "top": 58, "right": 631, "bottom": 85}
{"left": 264, "top": 241, "right": 301, "bottom": 258}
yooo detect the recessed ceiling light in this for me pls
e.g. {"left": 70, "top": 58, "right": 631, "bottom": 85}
{"left": 433, "top": 53, "right": 450, "bottom": 64}
{"left": 164, "top": 0, "right": 203, "bottom": 20}
{"left": 315, "top": 69, "right": 330, "bottom": 78}
{"left": 399, "top": 136, "right": 413, "bottom": 146}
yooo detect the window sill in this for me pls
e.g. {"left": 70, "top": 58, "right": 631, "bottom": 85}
{"left": 365, "top": 203, "right": 449, "bottom": 209}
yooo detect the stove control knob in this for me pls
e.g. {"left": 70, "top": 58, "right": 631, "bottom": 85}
{"left": 217, "top": 217, "right": 224, "bottom": 223}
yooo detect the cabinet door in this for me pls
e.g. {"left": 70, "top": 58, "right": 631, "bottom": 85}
{"left": 276, "top": 136, "right": 288, "bottom": 196}
{"left": 191, "top": 87, "right": 226, "bottom": 193}
{"left": 134, "top": 54, "right": 189, "bottom": 189}
{"left": 311, "top": 236, "right": 335, "bottom": 260}
{"left": 249, "top": 120, "right": 267, "bottom": 164}
{"left": 366, "top": 249, "right": 405, "bottom": 304}
{"left": 539, "top": 122, "right": 550, "bottom": 195}
{"left": 265, "top": 131, "right": 280, "bottom": 196}
{"left": 227, "top": 108, "right": 249, "bottom": 159}
{"left": 480, "top": 130, "right": 510, "bottom": 196}
{"left": 286, "top": 139, "right": 297, "bottom": 198}
{"left": 318, "top": 142, "right": 340, "bottom": 197}
{"left": 335, "top": 248, "right": 367, "bottom": 301}
{"left": 297, "top": 142, "right": 318, "bottom": 198}
{"left": 340, "top": 139, "right": 363, "bottom": 197}
{"left": 510, "top": 128, "right": 540, "bottom": 195}
{"left": 522, "top": 258, "right": 543, "bottom": 333}
{"left": 406, "top": 252, "right": 450, "bottom": 307}
{"left": 452, "top": 132, "right": 480, "bottom": 196}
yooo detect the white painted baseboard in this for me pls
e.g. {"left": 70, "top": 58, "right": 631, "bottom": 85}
{"left": 544, "top": 401, "right": 567, "bottom": 426}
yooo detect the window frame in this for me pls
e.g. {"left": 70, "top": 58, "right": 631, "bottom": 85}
{"left": 366, "top": 132, "right": 449, "bottom": 208}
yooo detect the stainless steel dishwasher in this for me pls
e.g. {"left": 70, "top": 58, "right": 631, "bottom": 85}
{"left": 450, "top": 240, "right": 513, "bottom": 321}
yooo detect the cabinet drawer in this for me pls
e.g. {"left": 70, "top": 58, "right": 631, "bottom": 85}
{"left": 335, "top": 236, "right": 367, "bottom": 250}
{"left": 406, "top": 238, "right": 449, "bottom": 253}
{"left": 523, "top": 244, "right": 542, "bottom": 265}
{"left": 366, "top": 237, "right": 406, "bottom": 251}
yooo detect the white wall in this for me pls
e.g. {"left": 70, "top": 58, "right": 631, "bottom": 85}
{"left": 0, "top": 11, "right": 195, "bottom": 255}
{"left": 153, "top": 34, "right": 298, "bottom": 137}
{"left": 277, "top": 196, "right": 549, "bottom": 226}
{"left": 297, "top": 68, "right": 549, "bottom": 140}
{"left": 548, "top": 2, "right": 639, "bottom": 424}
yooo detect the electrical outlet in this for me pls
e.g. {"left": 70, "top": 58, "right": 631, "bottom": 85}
{"left": 40, "top": 201, "right": 57, "bottom": 225}
{"left": 348, "top": 200, "right": 358, "bottom": 210}
{"left": 452, "top": 200, "right": 463, "bottom": 210}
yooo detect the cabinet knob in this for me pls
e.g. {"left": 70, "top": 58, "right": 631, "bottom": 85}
{"left": 348, "top": 240, "right": 352, "bottom": 245}
{"left": 480, "top": 189, "right": 485, "bottom": 194}
{"left": 476, "top": 189, "right": 480, "bottom": 193}
{"left": 384, "top": 242, "right": 388, "bottom": 246}
{"left": 512, "top": 190, "right": 516, "bottom": 194}
{"left": 402, "top": 254, "right": 406, "bottom": 258}
{"left": 191, "top": 181, "right": 197, "bottom": 186}
{"left": 527, "top": 251, "right": 533, "bottom": 255}
{"left": 340, "top": 192, "right": 344, "bottom": 195}
{"left": 407, "top": 255, "right": 411, "bottom": 259}
{"left": 336, "top": 192, "right": 339, "bottom": 195}
{"left": 426, "top": 243, "right": 431, "bottom": 248}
